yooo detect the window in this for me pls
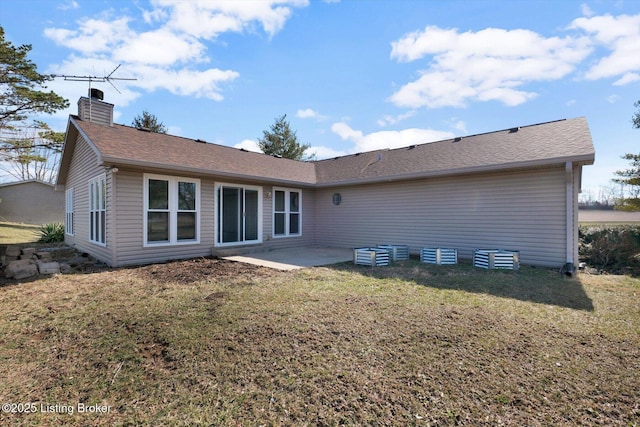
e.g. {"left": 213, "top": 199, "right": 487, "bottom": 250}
{"left": 89, "top": 175, "right": 106, "bottom": 245}
{"left": 216, "top": 183, "right": 262, "bottom": 246}
{"left": 65, "top": 188, "right": 74, "bottom": 236}
{"left": 144, "top": 174, "right": 200, "bottom": 246}
{"left": 273, "top": 187, "right": 301, "bottom": 237}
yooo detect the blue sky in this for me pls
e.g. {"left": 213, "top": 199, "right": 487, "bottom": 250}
{"left": 1, "top": 0, "right": 639, "bottom": 197}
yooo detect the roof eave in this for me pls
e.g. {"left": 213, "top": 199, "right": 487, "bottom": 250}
{"left": 56, "top": 117, "right": 104, "bottom": 187}
{"left": 101, "top": 157, "right": 317, "bottom": 187}
{"left": 315, "top": 154, "right": 595, "bottom": 188}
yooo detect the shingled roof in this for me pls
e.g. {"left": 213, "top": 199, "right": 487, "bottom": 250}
{"left": 59, "top": 116, "right": 317, "bottom": 186}
{"left": 58, "top": 116, "right": 594, "bottom": 187}
{"left": 314, "top": 117, "right": 595, "bottom": 186}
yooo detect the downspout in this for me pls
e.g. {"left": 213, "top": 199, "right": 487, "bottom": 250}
{"left": 109, "top": 167, "right": 118, "bottom": 267}
{"left": 564, "top": 161, "right": 576, "bottom": 275}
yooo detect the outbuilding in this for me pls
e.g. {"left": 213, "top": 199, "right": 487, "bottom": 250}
{"left": 0, "top": 180, "right": 64, "bottom": 224}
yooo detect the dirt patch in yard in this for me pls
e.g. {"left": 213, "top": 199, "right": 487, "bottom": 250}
{"left": 0, "top": 257, "right": 638, "bottom": 426}
{"left": 130, "top": 256, "right": 278, "bottom": 285}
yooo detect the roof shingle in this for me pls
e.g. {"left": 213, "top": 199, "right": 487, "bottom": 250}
{"left": 66, "top": 116, "right": 595, "bottom": 187}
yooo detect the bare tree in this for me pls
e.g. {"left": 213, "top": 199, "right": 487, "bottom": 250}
{"left": 0, "top": 121, "right": 64, "bottom": 183}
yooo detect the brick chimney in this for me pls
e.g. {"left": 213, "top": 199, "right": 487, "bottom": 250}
{"left": 77, "top": 88, "right": 114, "bottom": 126}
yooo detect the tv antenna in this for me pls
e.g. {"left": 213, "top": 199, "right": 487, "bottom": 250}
{"left": 52, "top": 64, "right": 137, "bottom": 94}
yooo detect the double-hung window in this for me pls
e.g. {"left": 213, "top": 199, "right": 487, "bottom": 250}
{"left": 65, "top": 188, "right": 74, "bottom": 236}
{"left": 144, "top": 174, "right": 200, "bottom": 246}
{"left": 273, "top": 187, "right": 301, "bottom": 237}
{"left": 88, "top": 175, "right": 106, "bottom": 245}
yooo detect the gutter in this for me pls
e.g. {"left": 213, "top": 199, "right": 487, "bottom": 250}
{"left": 314, "top": 154, "right": 595, "bottom": 188}
{"left": 99, "top": 157, "right": 317, "bottom": 188}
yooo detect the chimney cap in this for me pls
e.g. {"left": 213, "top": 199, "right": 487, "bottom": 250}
{"left": 89, "top": 88, "right": 104, "bottom": 100}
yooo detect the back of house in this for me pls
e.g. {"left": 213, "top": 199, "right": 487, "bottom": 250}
{"left": 56, "top": 93, "right": 595, "bottom": 269}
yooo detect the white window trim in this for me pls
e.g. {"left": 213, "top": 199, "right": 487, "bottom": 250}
{"left": 65, "top": 188, "right": 74, "bottom": 236}
{"left": 214, "top": 182, "right": 263, "bottom": 247}
{"left": 88, "top": 175, "right": 106, "bottom": 246}
{"left": 272, "top": 187, "right": 302, "bottom": 238}
{"left": 143, "top": 173, "right": 201, "bottom": 247}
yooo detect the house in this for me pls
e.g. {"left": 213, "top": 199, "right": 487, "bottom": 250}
{"left": 0, "top": 180, "right": 64, "bottom": 224}
{"left": 56, "top": 93, "right": 595, "bottom": 269}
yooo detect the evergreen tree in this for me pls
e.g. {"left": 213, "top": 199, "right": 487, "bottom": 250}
{"left": 0, "top": 26, "right": 69, "bottom": 128}
{"left": 132, "top": 110, "right": 168, "bottom": 133}
{"left": 0, "top": 26, "right": 69, "bottom": 183}
{"left": 258, "top": 114, "right": 310, "bottom": 160}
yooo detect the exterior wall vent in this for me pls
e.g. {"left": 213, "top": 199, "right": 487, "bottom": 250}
{"left": 354, "top": 247, "right": 389, "bottom": 266}
{"left": 421, "top": 247, "right": 458, "bottom": 265}
{"left": 378, "top": 244, "right": 409, "bottom": 261}
{"left": 473, "top": 249, "right": 520, "bottom": 270}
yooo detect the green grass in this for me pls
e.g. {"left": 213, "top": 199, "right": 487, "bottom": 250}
{"left": 0, "top": 258, "right": 638, "bottom": 426}
{"left": 0, "top": 221, "right": 39, "bottom": 244}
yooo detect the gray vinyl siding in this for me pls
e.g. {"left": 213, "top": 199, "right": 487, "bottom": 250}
{"left": 262, "top": 187, "right": 316, "bottom": 251}
{"left": 63, "top": 135, "right": 113, "bottom": 265}
{"left": 314, "top": 166, "right": 568, "bottom": 268}
{"left": 113, "top": 176, "right": 316, "bottom": 264}
{"left": 77, "top": 98, "right": 113, "bottom": 126}
{"left": 113, "top": 170, "right": 215, "bottom": 267}
{"left": 0, "top": 182, "right": 64, "bottom": 224}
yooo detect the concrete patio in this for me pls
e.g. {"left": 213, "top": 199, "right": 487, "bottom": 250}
{"left": 223, "top": 247, "right": 353, "bottom": 271}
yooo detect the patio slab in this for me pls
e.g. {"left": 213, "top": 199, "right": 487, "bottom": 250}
{"left": 223, "top": 247, "right": 353, "bottom": 271}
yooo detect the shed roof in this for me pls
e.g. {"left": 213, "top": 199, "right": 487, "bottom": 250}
{"left": 58, "top": 116, "right": 594, "bottom": 187}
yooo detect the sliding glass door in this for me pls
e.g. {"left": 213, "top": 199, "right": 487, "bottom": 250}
{"left": 216, "top": 184, "right": 261, "bottom": 245}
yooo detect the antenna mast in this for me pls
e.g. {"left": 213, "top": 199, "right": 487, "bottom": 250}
{"left": 52, "top": 64, "right": 137, "bottom": 94}
{"left": 52, "top": 64, "right": 137, "bottom": 121}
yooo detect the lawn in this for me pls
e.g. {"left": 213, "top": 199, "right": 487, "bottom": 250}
{"left": 0, "top": 221, "right": 39, "bottom": 244}
{"left": 0, "top": 258, "right": 638, "bottom": 426}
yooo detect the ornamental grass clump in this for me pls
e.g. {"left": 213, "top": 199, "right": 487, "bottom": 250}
{"left": 37, "top": 222, "right": 65, "bottom": 243}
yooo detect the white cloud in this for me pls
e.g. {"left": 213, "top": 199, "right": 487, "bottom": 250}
{"left": 377, "top": 110, "right": 416, "bottom": 127}
{"left": 613, "top": 73, "right": 640, "bottom": 86}
{"left": 132, "top": 66, "right": 239, "bottom": 100}
{"left": 331, "top": 122, "right": 454, "bottom": 153}
{"left": 607, "top": 94, "right": 620, "bottom": 104}
{"left": 113, "top": 29, "right": 206, "bottom": 66}
{"left": 389, "top": 26, "right": 592, "bottom": 109}
{"left": 446, "top": 118, "right": 467, "bottom": 134}
{"left": 296, "top": 108, "right": 328, "bottom": 121}
{"left": 307, "top": 145, "right": 348, "bottom": 159}
{"left": 58, "top": 0, "right": 79, "bottom": 11}
{"left": 234, "top": 139, "right": 263, "bottom": 153}
{"left": 581, "top": 4, "right": 594, "bottom": 17}
{"left": 44, "top": 17, "right": 133, "bottom": 55}
{"left": 569, "top": 13, "right": 640, "bottom": 83}
{"left": 153, "top": 0, "right": 309, "bottom": 39}
{"left": 43, "top": 0, "right": 309, "bottom": 105}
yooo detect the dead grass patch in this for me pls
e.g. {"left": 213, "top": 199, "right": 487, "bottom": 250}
{"left": 0, "top": 258, "right": 638, "bottom": 426}
{"left": 0, "top": 221, "right": 39, "bottom": 244}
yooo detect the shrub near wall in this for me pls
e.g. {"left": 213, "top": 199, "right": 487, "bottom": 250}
{"left": 579, "top": 225, "right": 640, "bottom": 275}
